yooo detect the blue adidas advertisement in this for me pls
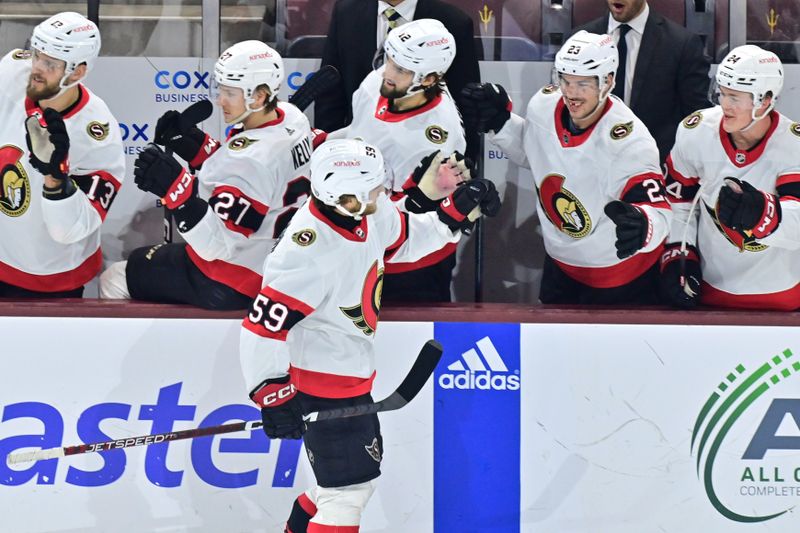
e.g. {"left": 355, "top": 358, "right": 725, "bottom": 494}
{"left": 434, "top": 322, "right": 521, "bottom": 533}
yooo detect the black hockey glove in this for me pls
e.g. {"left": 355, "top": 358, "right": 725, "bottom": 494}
{"left": 460, "top": 82, "right": 512, "bottom": 134}
{"left": 403, "top": 150, "right": 473, "bottom": 212}
{"left": 25, "top": 108, "right": 71, "bottom": 182}
{"left": 659, "top": 243, "right": 702, "bottom": 309}
{"left": 717, "top": 177, "right": 781, "bottom": 238}
{"left": 251, "top": 376, "right": 306, "bottom": 440}
{"left": 134, "top": 144, "right": 196, "bottom": 209}
{"left": 437, "top": 178, "right": 501, "bottom": 235}
{"left": 154, "top": 108, "right": 219, "bottom": 170}
{"left": 604, "top": 200, "right": 651, "bottom": 259}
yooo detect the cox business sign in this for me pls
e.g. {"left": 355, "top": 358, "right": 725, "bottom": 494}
{"left": 0, "top": 382, "right": 302, "bottom": 490}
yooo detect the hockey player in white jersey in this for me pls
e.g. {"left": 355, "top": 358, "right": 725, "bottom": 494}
{"left": 662, "top": 45, "right": 800, "bottom": 310}
{"left": 0, "top": 12, "right": 124, "bottom": 297}
{"left": 328, "top": 18, "right": 468, "bottom": 303}
{"left": 240, "top": 139, "right": 499, "bottom": 533}
{"left": 99, "top": 40, "right": 313, "bottom": 309}
{"left": 461, "top": 31, "right": 671, "bottom": 304}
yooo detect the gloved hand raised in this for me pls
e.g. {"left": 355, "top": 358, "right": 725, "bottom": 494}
{"left": 133, "top": 144, "right": 196, "bottom": 209}
{"left": 717, "top": 177, "right": 781, "bottom": 238}
{"left": 437, "top": 178, "right": 501, "bottom": 235}
{"left": 154, "top": 101, "right": 218, "bottom": 169}
{"left": 25, "top": 108, "right": 70, "bottom": 181}
{"left": 403, "top": 150, "right": 472, "bottom": 212}
{"left": 460, "top": 82, "right": 512, "bottom": 134}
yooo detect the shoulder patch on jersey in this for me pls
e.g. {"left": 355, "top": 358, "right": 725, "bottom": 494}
{"left": 0, "top": 146, "right": 31, "bottom": 217}
{"left": 790, "top": 123, "right": 800, "bottom": 138}
{"left": 228, "top": 137, "right": 259, "bottom": 151}
{"left": 11, "top": 49, "right": 31, "bottom": 61}
{"left": 541, "top": 84, "right": 558, "bottom": 95}
{"left": 682, "top": 111, "right": 703, "bottom": 129}
{"left": 425, "top": 125, "right": 449, "bottom": 145}
{"left": 86, "top": 121, "right": 110, "bottom": 141}
{"left": 291, "top": 229, "right": 316, "bottom": 247}
{"left": 609, "top": 121, "right": 633, "bottom": 140}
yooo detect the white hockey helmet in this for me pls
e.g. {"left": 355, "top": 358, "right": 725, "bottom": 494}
{"left": 715, "top": 45, "right": 783, "bottom": 117}
{"left": 310, "top": 139, "right": 386, "bottom": 218}
{"left": 30, "top": 12, "right": 101, "bottom": 84}
{"left": 384, "top": 18, "right": 455, "bottom": 92}
{"left": 553, "top": 31, "right": 618, "bottom": 94}
{"left": 214, "top": 40, "right": 283, "bottom": 119}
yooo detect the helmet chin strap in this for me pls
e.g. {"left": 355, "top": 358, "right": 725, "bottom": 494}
{"left": 224, "top": 93, "right": 267, "bottom": 125}
{"left": 737, "top": 100, "right": 774, "bottom": 133}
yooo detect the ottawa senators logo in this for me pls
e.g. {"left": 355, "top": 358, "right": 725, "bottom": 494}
{"left": 682, "top": 111, "right": 703, "bottom": 129}
{"left": 790, "top": 123, "right": 800, "bottom": 138}
{"left": 541, "top": 84, "right": 558, "bottom": 94}
{"left": 291, "top": 229, "right": 316, "bottom": 246}
{"left": 538, "top": 174, "right": 591, "bottom": 238}
{"left": 0, "top": 145, "right": 31, "bottom": 217}
{"left": 228, "top": 137, "right": 258, "bottom": 151}
{"left": 340, "top": 260, "right": 383, "bottom": 336}
{"left": 704, "top": 203, "right": 767, "bottom": 252}
{"left": 11, "top": 49, "right": 32, "bottom": 61}
{"left": 86, "top": 121, "right": 109, "bottom": 141}
{"left": 610, "top": 121, "right": 633, "bottom": 140}
{"left": 425, "top": 125, "right": 449, "bottom": 145}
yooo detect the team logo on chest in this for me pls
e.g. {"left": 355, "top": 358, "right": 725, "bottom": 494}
{"left": 538, "top": 173, "right": 591, "bottom": 238}
{"left": 682, "top": 111, "right": 703, "bottom": 129}
{"left": 0, "top": 145, "right": 31, "bottom": 217}
{"left": 340, "top": 260, "right": 384, "bottom": 336}
{"left": 228, "top": 136, "right": 258, "bottom": 151}
{"left": 86, "top": 121, "right": 109, "bottom": 141}
{"left": 11, "top": 50, "right": 31, "bottom": 61}
{"left": 705, "top": 203, "right": 768, "bottom": 252}
{"left": 610, "top": 121, "right": 633, "bottom": 140}
{"left": 425, "top": 125, "right": 449, "bottom": 144}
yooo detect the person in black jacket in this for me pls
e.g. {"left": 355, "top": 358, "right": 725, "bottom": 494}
{"left": 574, "top": 0, "right": 710, "bottom": 165}
{"left": 315, "top": 0, "right": 481, "bottom": 160}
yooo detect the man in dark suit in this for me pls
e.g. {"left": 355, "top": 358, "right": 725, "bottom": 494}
{"left": 315, "top": 0, "right": 481, "bottom": 159}
{"left": 575, "top": 0, "right": 710, "bottom": 164}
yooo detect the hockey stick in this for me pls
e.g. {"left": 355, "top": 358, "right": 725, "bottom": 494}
{"left": 6, "top": 339, "right": 442, "bottom": 465}
{"left": 161, "top": 99, "right": 214, "bottom": 243}
{"left": 288, "top": 65, "right": 341, "bottom": 112}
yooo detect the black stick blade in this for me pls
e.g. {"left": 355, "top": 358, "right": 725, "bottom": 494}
{"left": 395, "top": 339, "right": 443, "bottom": 403}
{"left": 181, "top": 99, "right": 213, "bottom": 126}
{"left": 288, "top": 65, "right": 341, "bottom": 112}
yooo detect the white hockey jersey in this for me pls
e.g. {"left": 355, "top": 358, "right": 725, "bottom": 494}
{"left": 666, "top": 107, "right": 800, "bottom": 310}
{"left": 491, "top": 86, "right": 671, "bottom": 288}
{"left": 240, "top": 193, "right": 459, "bottom": 398}
{"left": 181, "top": 102, "right": 313, "bottom": 298}
{"left": 0, "top": 49, "right": 125, "bottom": 292}
{"left": 331, "top": 67, "right": 466, "bottom": 191}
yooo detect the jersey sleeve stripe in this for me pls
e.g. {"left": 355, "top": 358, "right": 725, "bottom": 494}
{"left": 665, "top": 155, "right": 699, "bottom": 185}
{"left": 211, "top": 185, "right": 269, "bottom": 215}
{"left": 259, "top": 285, "right": 316, "bottom": 316}
{"left": 776, "top": 173, "right": 800, "bottom": 187}
{"left": 241, "top": 285, "right": 315, "bottom": 340}
{"left": 384, "top": 211, "right": 409, "bottom": 262}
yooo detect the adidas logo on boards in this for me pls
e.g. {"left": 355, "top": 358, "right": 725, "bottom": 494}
{"left": 438, "top": 336, "right": 520, "bottom": 391}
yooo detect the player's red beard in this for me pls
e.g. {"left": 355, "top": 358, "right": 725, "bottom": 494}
{"left": 26, "top": 73, "right": 61, "bottom": 101}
